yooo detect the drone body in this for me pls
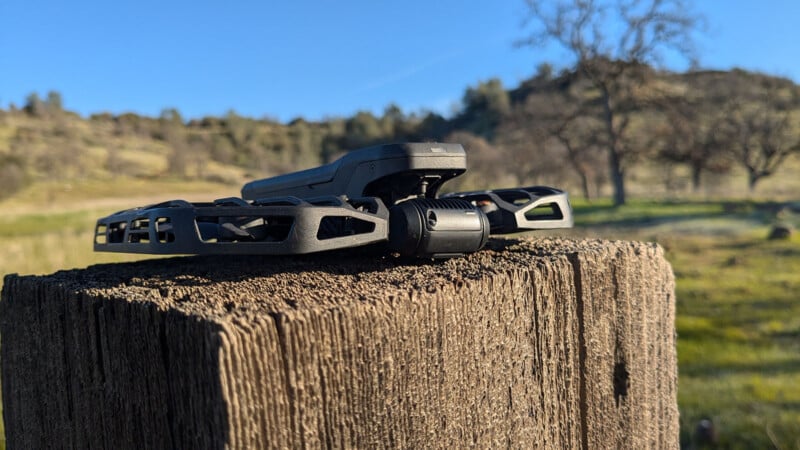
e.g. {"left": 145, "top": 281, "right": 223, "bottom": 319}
{"left": 94, "top": 143, "right": 573, "bottom": 258}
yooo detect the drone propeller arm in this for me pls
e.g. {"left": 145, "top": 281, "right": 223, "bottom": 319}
{"left": 442, "top": 186, "right": 573, "bottom": 234}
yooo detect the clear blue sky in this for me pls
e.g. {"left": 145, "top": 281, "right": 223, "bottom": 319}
{"left": 2, "top": 0, "right": 799, "bottom": 122}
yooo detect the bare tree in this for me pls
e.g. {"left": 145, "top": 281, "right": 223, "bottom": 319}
{"left": 724, "top": 94, "right": 800, "bottom": 191}
{"left": 657, "top": 96, "right": 732, "bottom": 192}
{"left": 519, "top": 0, "right": 702, "bottom": 205}
{"left": 495, "top": 108, "right": 566, "bottom": 188}
{"left": 551, "top": 114, "right": 607, "bottom": 200}
{"left": 498, "top": 71, "right": 608, "bottom": 200}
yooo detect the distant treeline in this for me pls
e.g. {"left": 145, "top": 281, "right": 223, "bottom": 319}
{"left": 1, "top": 63, "right": 799, "bottom": 201}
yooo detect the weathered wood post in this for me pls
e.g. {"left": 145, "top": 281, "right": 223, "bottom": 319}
{"left": 1, "top": 238, "right": 677, "bottom": 448}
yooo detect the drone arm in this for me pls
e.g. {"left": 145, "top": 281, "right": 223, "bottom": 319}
{"left": 442, "top": 186, "right": 573, "bottom": 234}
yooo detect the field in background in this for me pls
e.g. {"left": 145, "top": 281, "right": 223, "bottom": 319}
{"left": 563, "top": 199, "right": 800, "bottom": 449}
{"left": 0, "top": 184, "right": 799, "bottom": 448}
{"left": 0, "top": 178, "right": 240, "bottom": 279}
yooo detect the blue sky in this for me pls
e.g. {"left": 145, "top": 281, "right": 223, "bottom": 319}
{"left": 2, "top": 0, "right": 799, "bottom": 122}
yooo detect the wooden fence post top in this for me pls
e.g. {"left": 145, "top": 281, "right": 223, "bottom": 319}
{"left": 5, "top": 237, "right": 665, "bottom": 314}
{"left": 1, "top": 237, "right": 677, "bottom": 449}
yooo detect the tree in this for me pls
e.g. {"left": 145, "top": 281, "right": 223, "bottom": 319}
{"left": 160, "top": 107, "right": 184, "bottom": 126}
{"left": 657, "top": 95, "right": 732, "bottom": 192}
{"left": 442, "top": 131, "right": 515, "bottom": 191}
{"left": 344, "top": 111, "right": 383, "bottom": 149}
{"left": 288, "top": 119, "right": 322, "bottom": 169}
{"left": 381, "top": 103, "right": 414, "bottom": 140}
{"left": 209, "top": 134, "right": 236, "bottom": 165}
{"left": 534, "top": 62, "right": 554, "bottom": 82}
{"left": 225, "top": 110, "right": 250, "bottom": 148}
{"left": 456, "top": 78, "right": 511, "bottom": 140}
{"left": 519, "top": 0, "right": 702, "bottom": 205}
{"left": 724, "top": 93, "right": 800, "bottom": 191}
{"left": 45, "top": 91, "right": 63, "bottom": 112}
{"left": 498, "top": 79, "right": 607, "bottom": 198}
{"left": 23, "top": 92, "right": 46, "bottom": 117}
{"left": 412, "top": 112, "right": 451, "bottom": 142}
{"left": 160, "top": 108, "right": 189, "bottom": 177}
{"left": 551, "top": 112, "right": 607, "bottom": 200}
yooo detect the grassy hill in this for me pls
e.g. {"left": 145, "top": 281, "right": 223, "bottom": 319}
{"left": 2, "top": 66, "right": 799, "bottom": 204}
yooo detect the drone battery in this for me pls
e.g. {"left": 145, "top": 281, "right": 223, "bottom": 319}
{"left": 388, "top": 198, "right": 490, "bottom": 258}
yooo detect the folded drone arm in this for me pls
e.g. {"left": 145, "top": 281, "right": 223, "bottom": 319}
{"left": 442, "top": 186, "right": 573, "bottom": 234}
{"left": 94, "top": 196, "right": 389, "bottom": 255}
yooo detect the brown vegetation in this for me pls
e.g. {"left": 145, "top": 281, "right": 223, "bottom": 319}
{"left": 1, "top": 66, "right": 798, "bottom": 204}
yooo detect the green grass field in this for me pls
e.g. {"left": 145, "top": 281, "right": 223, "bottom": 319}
{"left": 562, "top": 199, "right": 800, "bottom": 449}
{"left": 0, "top": 190, "right": 798, "bottom": 448}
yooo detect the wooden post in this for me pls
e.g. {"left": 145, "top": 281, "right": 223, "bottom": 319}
{"left": 0, "top": 238, "right": 677, "bottom": 449}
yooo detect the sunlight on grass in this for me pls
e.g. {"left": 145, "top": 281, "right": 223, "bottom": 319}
{"left": 0, "top": 177, "right": 237, "bottom": 215}
{"left": 567, "top": 200, "right": 800, "bottom": 449}
{"left": 680, "top": 372, "right": 800, "bottom": 449}
{"left": 0, "top": 229, "right": 152, "bottom": 282}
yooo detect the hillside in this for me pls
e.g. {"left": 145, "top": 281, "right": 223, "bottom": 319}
{"left": 1, "top": 66, "right": 799, "bottom": 207}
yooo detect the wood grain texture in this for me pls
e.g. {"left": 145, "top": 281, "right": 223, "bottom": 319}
{"left": 0, "top": 238, "right": 677, "bottom": 449}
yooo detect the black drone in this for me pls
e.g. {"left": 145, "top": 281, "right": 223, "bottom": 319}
{"left": 94, "top": 143, "right": 573, "bottom": 259}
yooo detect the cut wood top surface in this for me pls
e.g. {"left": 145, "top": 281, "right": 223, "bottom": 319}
{"left": 10, "top": 237, "right": 662, "bottom": 319}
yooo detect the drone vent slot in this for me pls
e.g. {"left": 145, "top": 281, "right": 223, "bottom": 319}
{"left": 155, "top": 217, "right": 175, "bottom": 243}
{"left": 497, "top": 191, "right": 532, "bottom": 205}
{"left": 317, "top": 216, "right": 376, "bottom": 240}
{"left": 125, "top": 217, "right": 151, "bottom": 243}
{"left": 94, "top": 224, "right": 108, "bottom": 244}
{"left": 195, "top": 215, "right": 294, "bottom": 243}
{"left": 524, "top": 203, "right": 564, "bottom": 221}
{"left": 106, "top": 221, "right": 127, "bottom": 244}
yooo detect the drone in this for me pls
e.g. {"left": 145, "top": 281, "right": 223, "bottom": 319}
{"left": 94, "top": 143, "right": 573, "bottom": 259}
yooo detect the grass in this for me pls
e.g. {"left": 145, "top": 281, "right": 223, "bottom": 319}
{"left": 0, "top": 189, "right": 798, "bottom": 448}
{"left": 565, "top": 199, "right": 800, "bottom": 449}
{"left": 0, "top": 177, "right": 238, "bottom": 214}
{"left": 670, "top": 234, "right": 800, "bottom": 449}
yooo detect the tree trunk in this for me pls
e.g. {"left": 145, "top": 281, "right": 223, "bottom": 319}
{"left": 1, "top": 238, "right": 678, "bottom": 449}
{"left": 748, "top": 171, "right": 760, "bottom": 192}
{"left": 691, "top": 164, "right": 702, "bottom": 193}
{"left": 609, "top": 150, "right": 626, "bottom": 206}
{"left": 600, "top": 89, "right": 626, "bottom": 206}
{"left": 565, "top": 150, "right": 592, "bottom": 201}
{"left": 579, "top": 170, "right": 591, "bottom": 200}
